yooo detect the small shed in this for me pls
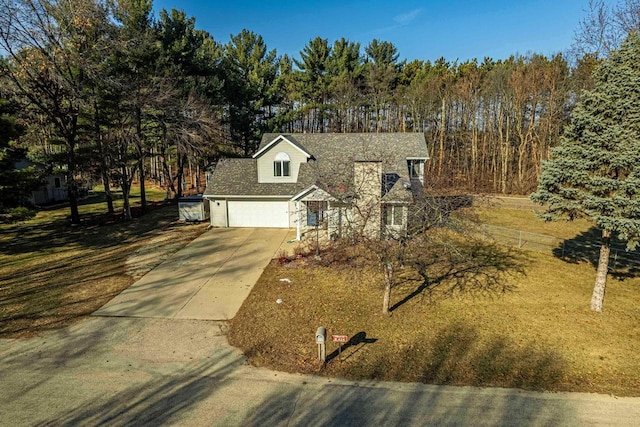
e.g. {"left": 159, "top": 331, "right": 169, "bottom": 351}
{"left": 178, "top": 195, "right": 210, "bottom": 222}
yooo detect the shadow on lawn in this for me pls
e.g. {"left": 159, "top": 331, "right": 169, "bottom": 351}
{"left": 418, "top": 322, "right": 565, "bottom": 390}
{"left": 0, "top": 201, "right": 176, "bottom": 256}
{"left": 347, "top": 321, "right": 565, "bottom": 391}
{"left": 553, "top": 226, "right": 640, "bottom": 280}
{"left": 391, "top": 241, "right": 527, "bottom": 313}
{"left": 326, "top": 331, "right": 378, "bottom": 364}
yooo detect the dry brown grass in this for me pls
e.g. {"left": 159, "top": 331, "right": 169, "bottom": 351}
{"left": 0, "top": 195, "right": 207, "bottom": 337}
{"left": 475, "top": 206, "right": 593, "bottom": 239}
{"left": 230, "top": 213, "right": 640, "bottom": 396}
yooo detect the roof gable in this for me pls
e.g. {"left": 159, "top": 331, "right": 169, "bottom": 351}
{"left": 252, "top": 135, "right": 312, "bottom": 159}
{"left": 291, "top": 185, "right": 338, "bottom": 202}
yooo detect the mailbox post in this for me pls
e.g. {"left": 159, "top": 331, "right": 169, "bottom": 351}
{"left": 316, "top": 327, "right": 326, "bottom": 363}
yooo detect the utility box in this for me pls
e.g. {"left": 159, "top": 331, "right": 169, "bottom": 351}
{"left": 178, "top": 195, "right": 210, "bottom": 222}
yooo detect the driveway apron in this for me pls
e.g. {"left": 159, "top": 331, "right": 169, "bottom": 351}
{"left": 93, "top": 228, "right": 290, "bottom": 320}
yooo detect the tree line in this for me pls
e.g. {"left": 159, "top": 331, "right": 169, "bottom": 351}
{"left": 0, "top": 0, "right": 634, "bottom": 224}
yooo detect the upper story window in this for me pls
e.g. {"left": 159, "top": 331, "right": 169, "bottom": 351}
{"left": 274, "top": 152, "right": 291, "bottom": 177}
{"left": 407, "top": 159, "right": 424, "bottom": 179}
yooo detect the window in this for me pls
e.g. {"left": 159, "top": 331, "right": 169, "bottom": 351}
{"left": 274, "top": 152, "right": 291, "bottom": 177}
{"left": 407, "top": 160, "right": 423, "bottom": 179}
{"left": 54, "top": 177, "right": 61, "bottom": 189}
{"left": 385, "top": 205, "right": 404, "bottom": 226}
{"left": 307, "top": 201, "right": 327, "bottom": 226}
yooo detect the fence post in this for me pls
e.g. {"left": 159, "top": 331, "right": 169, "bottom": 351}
{"left": 518, "top": 231, "right": 522, "bottom": 248}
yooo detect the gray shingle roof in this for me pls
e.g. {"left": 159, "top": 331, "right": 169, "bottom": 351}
{"left": 260, "top": 133, "right": 429, "bottom": 177}
{"left": 206, "top": 133, "right": 429, "bottom": 199}
{"left": 204, "top": 158, "right": 299, "bottom": 197}
{"left": 382, "top": 179, "right": 414, "bottom": 203}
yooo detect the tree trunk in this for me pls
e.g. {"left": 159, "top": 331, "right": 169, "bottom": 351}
{"left": 176, "top": 153, "right": 186, "bottom": 199}
{"left": 382, "top": 263, "right": 393, "bottom": 315}
{"left": 159, "top": 143, "right": 176, "bottom": 199}
{"left": 590, "top": 229, "right": 611, "bottom": 312}
{"left": 437, "top": 96, "right": 446, "bottom": 177}
{"left": 65, "top": 133, "right": 80, "bottom": 225}
{"left": 135, "top": 107, "right": 146, "bottom": 214}
{"left": 67, "top": 176, "right": 80, "bottom": 226}
{"left": 102, "top": 170, "right": 114, "bottom": 214}
{"left": 121, "top": 164, "right": 132, "bottom": 220}
{"left": 138, "top": 155, "right": 146, "bottom": 213}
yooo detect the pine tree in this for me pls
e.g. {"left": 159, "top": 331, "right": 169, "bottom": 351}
{"left": 0, "top": 95, "right": 42, "bottom": 213}
{"left": 223, "top": 29, "right": 278, "bottom": 154}
{"left": 531, "top": 33, "right": 640, "bottom": 312}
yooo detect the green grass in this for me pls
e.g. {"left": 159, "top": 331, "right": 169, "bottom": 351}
{"left": 229, "top": 208, "right": 640, "bottom": 396}
{"left": 0, "top": 186, "right": 207, "bottom": 337}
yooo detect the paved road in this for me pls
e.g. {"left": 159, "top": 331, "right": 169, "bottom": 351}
{"left": 2, "top": 227, "right": 640, "bottom": 426}
{"left": 94, "top": 228, "right": 292, "bottom": 320}
{"left": 2, "top": 316, "right": 639, "bottom": 426}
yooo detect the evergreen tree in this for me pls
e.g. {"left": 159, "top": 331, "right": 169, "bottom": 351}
{"left": 531, "top": 33, "right": 640, "bottom": 312}
{"left": 0, "top": 95, "right": 42, "bottom": 213}
{"left": 364, "top": 39, "right": 402, "bottom": 132}
{"left": 327, "top": 38, "right": 363, "bottom": 132}
{"left": 295, "top": 37, "right": 331, "bottom": 132}
{"left": 223, "top": 29, "right": 278, "bottom": 154}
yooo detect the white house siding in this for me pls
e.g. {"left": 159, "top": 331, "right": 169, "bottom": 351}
{"left": 30, "top": 174, "right": 67, "bottom": 205}
{"left": 288, "top": 200, "right": 299, "bottom": 229}
{"left": 256, "top": 139, "right": 309, "bottom": 183}
{"left": 209, "top": 199, "right": 228, "bottom": 227}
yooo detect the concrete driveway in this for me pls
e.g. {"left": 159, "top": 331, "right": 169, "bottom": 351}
{"left": 94, "top": 228, "right": 293, "bottom": 320}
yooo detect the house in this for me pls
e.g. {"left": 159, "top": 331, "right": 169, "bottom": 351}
{"left": 29, "top": 173, "right": 67, "bottom": 205}
{"left": 204, "top": 133, "right": 429, "bottom": 240}
{"left": 14, "top": 158, "right": 67, "bottom": 206}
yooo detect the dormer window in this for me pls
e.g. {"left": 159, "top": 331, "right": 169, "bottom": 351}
{"left": 407, "top": 159, "right": 425, "bottom": 184}
{"left": 274, "top": 152, "right": 291, "bottom": 177}
{"left": 407, "top": 160, "right": 420, "bottom": 178}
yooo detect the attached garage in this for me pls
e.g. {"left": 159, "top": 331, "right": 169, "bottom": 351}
{"left": 227, "top": 200, "right": 290, "bottom": 228}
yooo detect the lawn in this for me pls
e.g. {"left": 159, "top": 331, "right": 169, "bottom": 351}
{"left": 475, "top": 205, "right": 594, "bottom": 240}
{"left": 229, "top": 208, "right": 640, "bottom": 396}
{"left": 0, "top": 186, "right": 207, "bottom": 337}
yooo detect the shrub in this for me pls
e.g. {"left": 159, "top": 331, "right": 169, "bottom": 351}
{"left": 0, "top": 206, "right": 37, "bottom": 223}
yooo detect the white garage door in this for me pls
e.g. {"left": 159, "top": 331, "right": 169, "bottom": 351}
{"left": 227, "top": 201, "right": 289, "bottom": 228}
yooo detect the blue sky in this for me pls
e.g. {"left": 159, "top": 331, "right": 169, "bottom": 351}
{"left": 152, "top": 0, "right": 612, "bottom": 63}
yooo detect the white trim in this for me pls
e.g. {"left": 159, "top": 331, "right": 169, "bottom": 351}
{"left": 291, "top": 185, "right": 320, "bottom": 201}
{"left": 291, "top": 185, "right": 338, "bottom": 202}
{"left": 296, "top": 201, "right": 301, "bottom": 240}
{"left": 252, "top": 135, "right": 312, "bottom": 159}
{"left": 204, "top": 194, "right": 293, "bottom": 199}
{"left": 405, "top": 157, "right": 428, "bottom": 160}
